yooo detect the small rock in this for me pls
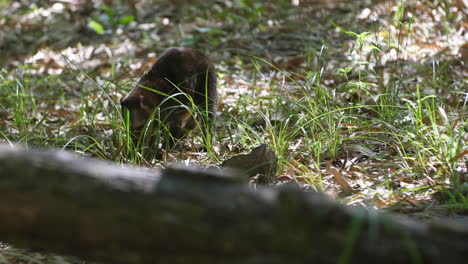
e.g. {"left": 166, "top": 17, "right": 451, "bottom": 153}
{"left": 221, "top": 144, "right": 278, "bottom": 184}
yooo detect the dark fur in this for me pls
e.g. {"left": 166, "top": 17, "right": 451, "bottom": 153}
{"left": 120, "top": 47, "right": 217, "bottom": 149}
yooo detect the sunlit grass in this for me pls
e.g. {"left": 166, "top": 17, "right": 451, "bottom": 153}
{"left": 1, "top": 44, "right": 465, "bottom": 199}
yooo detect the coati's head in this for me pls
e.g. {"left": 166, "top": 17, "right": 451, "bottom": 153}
{"left": 120, "top": 80, "right": 161, "bottom": 131}
{"left": 120, "top": 95, "right": 151, "bottom": 131}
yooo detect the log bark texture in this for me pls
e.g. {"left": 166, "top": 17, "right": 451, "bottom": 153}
{"left": 0, "top": 144, "right": 467, "bottom": 264}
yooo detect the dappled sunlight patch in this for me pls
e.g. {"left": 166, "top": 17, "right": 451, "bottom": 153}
{"left": 20, "top": 41, "right": 138, "bottom": 77}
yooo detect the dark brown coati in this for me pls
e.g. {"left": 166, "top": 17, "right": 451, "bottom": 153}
{"left": 120, "top": 47, "right": 217, "bottom": 150}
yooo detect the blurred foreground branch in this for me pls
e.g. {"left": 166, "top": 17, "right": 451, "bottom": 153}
{"left": 0, "top": 144, "right": 467, "bottom": 264}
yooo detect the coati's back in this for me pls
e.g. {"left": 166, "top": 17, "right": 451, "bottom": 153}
{"left": 120, "top": 47, "right": 217, "bottom": 148}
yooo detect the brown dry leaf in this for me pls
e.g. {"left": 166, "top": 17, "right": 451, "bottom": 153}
{"left": 293, "top": 176, "right": 313, "bottom": 183}
{"left": 326, "top": 160, "right": 353, "bottom": 194}
{"left": 374, "top": 197, "right": 389, "bottom": 208}
{"left": 278, "top": 56, "right": 305, "bottom": 71}
{"left": 450, "top": 150, "right": 468, "bottom": 163}
{"left": 276, "top": 175, "right": 293, "bottom": 182}
{"left": 284, "top": 165, "right": 298, "bottom": 176}
{"left": 94, "top": 123, "right": 113, "bottom": 129}
{"left": 398, "top": 176, "right": 414, "bottom": 184}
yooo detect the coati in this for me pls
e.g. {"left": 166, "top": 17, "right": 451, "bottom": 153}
{"left": 120, "top": 47, "right": 217, "bottom": 150}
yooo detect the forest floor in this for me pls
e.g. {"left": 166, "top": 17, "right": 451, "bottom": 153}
{"left": 0, "top": 0, "right": 467, "bottom": 262}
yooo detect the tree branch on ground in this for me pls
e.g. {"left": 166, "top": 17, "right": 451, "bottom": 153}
{"left": 0, "top": 144, "right": 467, "bottom": 264}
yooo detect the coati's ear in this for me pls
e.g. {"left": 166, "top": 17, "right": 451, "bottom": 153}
{"left": 120, "top": 94, "right": 127, "bottom": 105}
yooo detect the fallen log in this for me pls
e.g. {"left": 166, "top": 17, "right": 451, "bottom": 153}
{"left": 0, "top": 144, "right": 467, "bottom": 264}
